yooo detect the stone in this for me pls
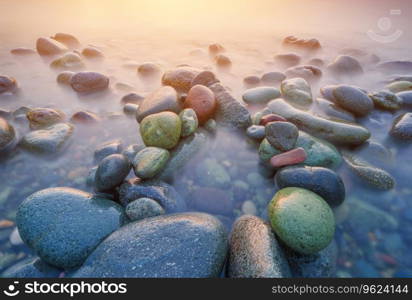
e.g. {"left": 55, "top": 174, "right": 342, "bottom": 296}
{"left": 242, "top": 87, "right": 281, "bottom": 105}
{"left": 10, "top": 48, "right": 36, "bottom": 55}
{"left": 122, "top": 144, "right": 145, "bottom": 164}
{"left": 331, "top": 85, "right": 374, "bottom": 117}
{"left": 246, "top": 125, "right": 265, "bottom": 140}
{"left": 259, "top": 113, "right": 287, "bottom": 125}
{"left": 125, "top": 198, "right": 165, "bottom": 221}
{"left": 285, "top": 65, "right": 322, "bottom": 83}
{"left": 70, "top": 72, "right": 109, "bottom": 93}
{"left": 118, "top": 179, "right": 187, "bottom": 212}
{"left": 275, "top": 166, "right": 345, "bottom": 207}
{"left": 267, "top": 99, "right": 370, "bottom": 145}
{"left": 121, "top": 92, "right": 144, "bottom": 105}
{"left": 280, "top": 77, "right": 312, "bottom": 108}
{"left": 20, "top": 123, "right": 73, "bottom": 154}
{"left": 265, "top": 121, "right": 298, "bottom": 151}
{"left": 215, "top": 54, "right": 231, "bottom": 69}
{"left": 204, "top": 119, "right": 217, "bottom": 133}
{"left": 386, "top": 81, "right": 412, "bottom": 93}
{"left": 94, "top": 140, "right": 123, "bottom": 163}
{"left": 376, "top": 60, "right": 412, "bottom": 74}
{"left": 228, "top": 215, "right": 291, "bottom": 278}
{"left": 36, "top": 37, "right": 68, "bottom": 55}
{"left": 0, "top": 75, "right": 18, "bottom": 94}
{"left": 51, "top": 33, "right": 80, "bottom": 48}
{"left": 261, "top": 72, "right": 286, "bottom": 86}
{"left": 70, "top": 111, "right": 100, "bottom": 124}
{"left": 179, "top": 108, "right": 198, "bottom": 137}
{"left": 137, "top": 62, "right": 161, "bottom": 77}
{"left": 140, "top": 111, "right": 181, "bottom": 149}
{"left": 162, "top": 66, "right": 201, "bottom": 92}
{"left": 73, "top": 213, "right": 227, "bottom": 278}
{"left": 327, "top": 55, "right": 363, "bottom": 76}
{"left": 136, "top": 86, "right": 180, "bottom": 122}
{"left": 2, "top": 257, "right": 61, "bottom": 278}
{"left": 315, "top": 98, "right": 356, "bottom": 122}
{"left": 26, "top": 108, "right": 65, "bottom": 129}
{"left": 0, "top": 118, "right": 16, "bottom": 151}
{"left": 50, "top": 52, "right": 84, "bottom": 70}
{"left": 132, "top": 147, "right": 170, "bottom": 179}
{"left": 81, "top": 47, "right": 104, "bottom": 59}
{"left": 191, "top": 71, "right": 219, "bottom": 87}
{"left": 282, "top": 36, "right": 321, "bottom": 50}
{"left": 241, "top": 201, "right": 257, "bottom": 215}
{"left": 344, "top": 156, "right": 395, "bottom": 190}
{"left": 56, "top": 71, "right": 75, "bottom": 85}
{"left": 369, "top": 91, "right": 401, "bottom": 111}
{"left": 95, "top": 154, "right": 131, "bottom": 192}
{"left": 195, "top": 158, "right": 231, "bottom": 188}
{"left": 268, "top": 187, "right": 335, "bottom": 255}
{"left": 320, "top": 85, "right": 338, "bottom": 101}
{"left": 123, "top": 103, "right": 139, "bottom": 116}
{"left": 390, "top": 113, "right": 412, "bottom": 140}
{"left": 270, "top": 148, "right": 307, "bottom": 168}
{"left": 397, "top": 91, "right": 412, "bottom": 107}
{"left": 209, "top": 43, "right": 225, "bottom": 55}
{"left": 273, "top": 53, "right": 301, "bottom": 68}
{"left": 209, "top": 82, "right": 251, "bottom": 128}
{"left": 184, "top": 85, "right": 216, "bottom": 124}
{"left": 188, "top": 187, "right": 233, "bottom": 215}
{"left": 243, "top": 75, "right": 260, "bottom": 87}
{"left": 16, "top": 187, "right": 125, "bottom": 269}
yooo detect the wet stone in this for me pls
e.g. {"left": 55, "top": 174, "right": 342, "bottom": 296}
{"left": 125, "top": 198, "right": 165, "bottom": 221}
{"left": 94, "top": 140, "right": 123, "bottom": 163}
{"left": 369, "top": 91, "right": 401, "bottom": 111}
{"left": 36, "top": 37, "right": 68, "bottom": 56}
{"left": 246, "top": 125, "right": 265, "bottom": 140}
{"left": 332, "top": 85, "right": 374, "bottom": 117}
{"left": 132, "top": 147, "right": 170, "bottom": 179}
{"left": 265, "top": 121, "right": 299, "bottom": 151}
{"left": 94, "top": 154, "right": 131, "bottom": 192}
{"left": 70, "top": 72, "right": 109, "bottom": 94}
{"left": 390, "top": 113, "right": 412, "bottom": 140}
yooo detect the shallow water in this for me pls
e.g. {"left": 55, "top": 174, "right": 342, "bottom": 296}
{"left": 1, "top": 0, "right": 412, "bottom": 277}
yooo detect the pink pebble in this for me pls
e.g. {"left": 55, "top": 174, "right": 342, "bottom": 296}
{"left": 270, "top": 147, "right": 307, "bottom": 168}
{"left": 260, "top": 113, "right": 287, "bottom": 126}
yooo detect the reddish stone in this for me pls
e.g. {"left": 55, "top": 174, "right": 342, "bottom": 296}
{"left": 184, "top": 84, "right": 216, "bottom": 124}
{"left": 270, "top": 147, "right": 307, "bottom": 168}
{"left": 260, "top": 113, "right": 287, "bottom": 126}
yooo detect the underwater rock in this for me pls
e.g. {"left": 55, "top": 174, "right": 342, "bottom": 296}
{"left": 243, "top": 75, "right": 260, "bottom": 87}
{"left": 10, "top": 47, "right": 36, "bottom": 55}
{"left": 246, "top": 125, "right": 265, "bottom": 140}
{"left": 215, "top": 54, "right": 232, "bottom": 69}
{"left": 121, "top": 92, "right": 144, "bottom": 105}
{"left": 195, "top": 158, "right": 231, "bottom": 189}
{"left": 26, "top": 108, "right": 65, "bottom": 129}
{"left": 190, "top": 71, "right": 219, "bottom": 88}
{"left": 369, "top": 91, "right": 401, "bottom": 111}
{"left": 386, "top": 81, "right": 412, "bottom": 93}
{"left": 285, "top": 65, "right": 322, "bottom": 83}
{"left": 315, "top": 98, "right": 356, "bottom": 122}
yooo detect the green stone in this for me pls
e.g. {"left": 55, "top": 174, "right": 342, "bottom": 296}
{"left": 386, "top": 81, "right": 412, "bottom": 93}
{"left": 140, "top": 111, "right": 182, "bottom": 149}
{"left": 280, "top": 78, "right": 312, "bottom": 108}
{"left": 268, "top": 187, "right": 335, "bottom": 255}
{"left": 133, "top": 147, "right": 170, "bottom": 179}
{"left": 179, "top": 108, "right": 198, "bottom": 137}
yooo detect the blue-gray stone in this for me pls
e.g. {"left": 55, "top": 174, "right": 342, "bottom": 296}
{"left": 94, "top": 139, "right": 123, "bottom": 163}
{"left": 1, "top": 257, "right": 61, "bottom": 278}
{"left": 16, "top": 187, "right": 125, "bottom": 269}
{"left": 94, "top": 154, "right": 131, "bottom": 192}
{"left": 73, "top": 213, "right": 228, "bottom": 278}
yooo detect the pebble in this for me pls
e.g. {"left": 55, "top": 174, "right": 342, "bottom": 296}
{"left": 190, "top": 70, "right": 219, "bottom": 87}
{"left": 0, "top": 118, "right": 16, "bottom": 151}
{"left": 0, "top": 75, "right": 18, "bottom": 94}
{"left": 51, "top": 33, "right": 80, "bottom": 48}
{"left": 332, "top": 85, "right": 374, "bottom": 117}
{"left": 246, "top": 125, "right": 265, "bottom": 140}
{"left": 268, "top": 187, "right": 335, "bottom": 254}
{"left": 2, "top": 257, "right": 61, "bottom": 278}
{"left": 327, "top": 55, "right": 363, "bottom": 76}
{"left": 259, "top": 113, "right": 287, "bottom": 126}
{"left": 132, "top": 147, "right": 170, "bottom": 179}
{"left": 215, "top": 54, "right": 232, "bottom": 69}
{"left": 285, "top": 65, "right": 322, "bottom": 83}
{"left": 243, "top": 75, "right": 260, "bottom": 87}
{"left": 94, "top": 154, "right": 131, "bottom": 192}
{"left": 386, "top": 81, "right": 412, "bottom": 93}
{"left": 56, "top": 71, "right": 75, "bottom": 85}
{"left": 273, "top": 53, "right": 301, "bottom": 67}
{"left": 316, "top": 98, "right": 356, "bottom": 122}
{"left": 36, "top": 37, "right": 68, "bottom": 55}
{"left": 10, "top": 48, "right": 36, "bottom": 55}
{"left": 280, "top": 77, "right": 312, "bottom": 108}
{"left": 184, "top": 85, "right": 216, "bottom": 124}
{"left": 270, "top": 147, "right": 307, "bottom": 168}
{"left": 50, "top": 52, "right": 84, "bottom": 70}
{"left": 140, "top": 111, "right": 181, "bottom": 149}
{"left": 282, "top": 36, "right": 321, "bottom": 50}
{"left": 162, "top": 66, "right": 201, "bottom": 92}
{"left": 123, "top": 103, "right": 139, "bottom": 116}
{"left": 390, "top": 113, "right": 412, "bottom": 140}
{"left": 137, "top": 62, "right": 161, "bottom": 77}
{"left": 70, "top": 71, "right": 109, "bottom": 93}
{"left": 369, "top": 91, "right": 401, "bottom": 111}
{"left": 242, "top": 86, "right": 281, "bottom": 105}
{"left": 261, "top": 72, "right": 286, "bottom": 85}
{"left": 94, "top": 139, "right": 123, "bottom": 163}
{"left": 125, "top": 198, "right": 165, "bottom": 221}
{"left": 26, "top": 108, "right": 65, "bottom": 129}
{"left": 81, "top": 47, "right": 104, "bottom": 59}
{"left": 265, "top": 121, "right": 299, "bottom": 151}
{"left": 121, "top": 92, "right": 144, "bottom": 105}
{"left": 209, "top": 43, "right": 225, "bottom": 56}
{"left": 179, "top": 108, "right": 198, "bottom": 137}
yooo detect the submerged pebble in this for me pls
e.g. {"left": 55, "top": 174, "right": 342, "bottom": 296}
{"left": 390, "top": 113, "right": 412, "bottom": 140}
{"left": 242, "top": 86, "right": 281, "bottom": 105}
{"left": 0, "top": 75, "right": 18, "bottom": 94}
{"left": 70, "top": 71, "right": 109, "bottom": 93}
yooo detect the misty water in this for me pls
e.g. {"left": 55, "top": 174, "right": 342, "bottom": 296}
{"left": 1, "top": 0, "right": 412, "bottom": 277}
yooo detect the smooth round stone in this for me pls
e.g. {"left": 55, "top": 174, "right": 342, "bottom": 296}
{"left": 81, "top": 47, "right": 104, "bottom": 59}
{"left": 188, "top": 187, "right": 233, "bottom": 215}
{"left": 94, "top": 140, "right": 123, "bottom": 163}
{"left": 386, "top": 81, "right": 412, "bottom": 93}
{"left": 26, "top": 108, "right": 65, "bottom": 129}
{"left": 2, "top": 257, "right": 61, "bottom": 278}
{"left": 215, "top": 54, "right": 231, "bottom": 68}
{"left": 136, "top": 86, "right": 179, "bottom": 122}
{"left": 282, "top": 36, "right": 321, "bottom": 50}
{"left": 0, "top": 75, "right": 18, "bottom": 94}
{"left": 0, "top": 118, "right": 16, "bottom": 151}
{"left": 123, "top": 103, "right": 139, "bottom": 116}
{"left": 121, "top": 92, "right": 144, "bottom": 105}
{"left": 140, "top": 111, "right": 181, "bottom": 149}
{"left": 16, "top": 187, "right": 125, "bottom": 269}
{"left": 376, "top": 60, "right": 412, "bottom": 73}
{"left": 50, "top": 52, "right": 84, "bottom": 70}
{"left": 195, "top": 158, "right": 231, "bottom": 189}
{"left": 137, "top": 62, "right": 161, "bottom": 77}
{"left": 162, "top": 66, "right": 201, "bottom": 92}
{"left": 242, "top": 87, "right": 281, "bottom": 105}
{"left": 209, "top": 43, "right": 225, "bottom": 55}
{"left": 52, "top": 33, "right": 80, "bottom": 48}
{"left": 390, "top": 113, "right": 412, "bottom": 140}
{"left": 280, "top": 77, "right": 312, "bottom": 108}
{"left": 270, "top": 147, "right": 307, "bottom": 168}
{"left": 397, "top": 91, "right": 412, "bottom": 107}
{"left": 20, "top": 123, "right": 74, "bottom": 154}
{"left": 332, "top": 85, "right": 374, "bottom": 117}
{"left": 56, "top": 71, "right": 75, "bottom": 85}
{"left": 125, "top": 198, "right": 165, "bottom": 221}
{"left": 369, "top": 91, "right": 401, "bottom": 111}
{"left": 327, "top": 55, "right": 363, "bottom": 76}
{"left": 228, "top": 215, "right": 291, "bottom": 278}
{"left": 265, "top": 121, "right": 298, "bottom": 151}
{"left": 246, "top": 125, "right": 265, "bottom": 140}
{"left": 275, "top": 166, "right": 345, "bottom": 207}
{"left": 273, "top": 53, "right": 301, "bottom": 68}
{"left": 95, "top": 154, "right": 131, "bottom": 192}
{"left": 268, "top": 187, "right": 335, "bottom": 255}
{"left": 184, "top": 84, "right": 216, "bottom": 124}
{"left": 10, "top": 47, "right": 36, "bottom": 55}
{"left": 70, "top": 72, "right": 109, "bottom": 93}
{"left": 70, "top": 111, "right": 100, "bottom": 124}
{"left": 320, "top": 85, "right": 338, "bottom": 101}
{"left": 73, "top": 213, "right": 228, "bottom": 278}
{"left": 36, "top": 37, "right": 68, "bottom": 56}
{"left": 133, "top": 147, "right": 170, "bottom": 179}
{"left": 285, "top": 65, "right": 322, "bottom": 83}
{"left": 315, "top": 98, "right": 356, "bottom": 122}
{"left": 179, "top": 108, "right": 198, "bottom": 137}
{"left": 191, "top": 70, "right": 219, "bottom": 87}
{"left": 261, "top": 72, "right": 286, "bottom": 86}
{"left": 259, "top": 113, "right": 287, "bottom": 126}
{"left": 243, "top": 75, "right": 260, "bottom": 87}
